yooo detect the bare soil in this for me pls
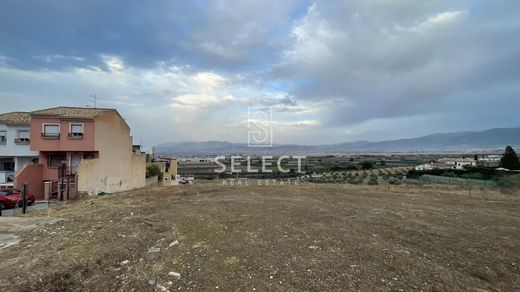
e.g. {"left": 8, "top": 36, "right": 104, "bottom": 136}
{"left": 0, "top": 182, "right": 519, "bottom": 291}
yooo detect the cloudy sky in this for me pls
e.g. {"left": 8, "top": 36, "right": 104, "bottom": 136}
{"left": 1, "top": 0, "right": 519, "bottom": 147}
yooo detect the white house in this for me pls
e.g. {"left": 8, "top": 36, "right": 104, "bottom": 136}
{"left": 452, "top": 158, "right": 478, "bottom": 170}
{"left": 478, "top": 155, "right": 501, "bottom": 167}
{"left": 414, "top": 163, "right": 434, "bottom": 171}
{"left": 479, "top": 155, "right": 501, "bottom": 162}
{"left": 0, "top": 112, "right": 38, "bottom": 186}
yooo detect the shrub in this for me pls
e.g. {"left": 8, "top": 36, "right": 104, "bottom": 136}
{"left": 146, "top": 164, "right": 163, "bottom": 180}
{"left": 461, "top": 173, "right": 485, "bottom": 180}
{"left": 497, "top": 174, "right": 520, "bottom": 190}
{"left": 360, "top": 161, "right": 374, "bottom": 170}
{"left": 388, "top": 176, "right": 401, "bottom": 185}
{"left": 347, "top": 177, "right": 359, "bottom": 184}
{"left": 368, "top": 177, "right": 378, "bottom": 185}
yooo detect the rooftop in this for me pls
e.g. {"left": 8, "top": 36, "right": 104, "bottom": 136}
{"left": 30, "top": 107, "right": 115, "bottom": 119}
{"left": 0, "top": 112, "right": 31, "bottom": 125}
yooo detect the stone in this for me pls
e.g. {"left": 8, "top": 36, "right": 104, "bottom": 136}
{"left": 168, "top": 240, "right": 179, "bottom": 248}
{"left": 146, "top": 247, "right": 161, "bottom": 260}
{"left": 168, "top": 271, "right": 181, "bottom": 279}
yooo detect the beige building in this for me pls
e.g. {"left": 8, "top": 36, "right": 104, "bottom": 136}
{"left": 155, "top": 157, "right": 178, "bottom": 186}
{"left": 75, "top": 109, "right": 147, "bottom": 195}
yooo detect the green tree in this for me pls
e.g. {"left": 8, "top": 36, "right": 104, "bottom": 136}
{"left": 500, "top": 146, "right": 520, "bottom": 170}
{"left": 146, "top": 164, "right": 163, "bottom": 180}
{"left": 360, "top": 161, "right": 374, "bottom": 170}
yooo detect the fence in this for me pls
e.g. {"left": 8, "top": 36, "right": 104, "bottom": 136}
{"left": 45, "top": 175, "right": 77, "bottom": 201}
{"left": 412, "top": 174, "right": 497, "bottom": 188}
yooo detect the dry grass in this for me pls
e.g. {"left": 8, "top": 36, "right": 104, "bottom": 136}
{"left": 0, "top": 182, "right": 519, "bottom": 291}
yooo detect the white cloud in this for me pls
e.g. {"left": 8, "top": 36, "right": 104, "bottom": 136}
{"left": 0, "top": 54, "right": 323, "bottom": 144}
{"left": 397, "top": 10, "right": 468, "bottom": 33}
{"left": 171, "top": 93, "right": 233, "bottom": 108}
{"left": 277, "top": 120, "right": 320, "bottom": 127}
{"left": 33, "top": 54, "right": 85, "bottom": 63}
{"left": 102, "top": 55, "right": 126, "bottom": 72}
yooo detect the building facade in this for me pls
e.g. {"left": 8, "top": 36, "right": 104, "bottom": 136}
{"left": 14, "top": 107, "right": 146, "bottom": 199}
{"left": 155, "top": 157, "right": 178, "bottom": 186}
{"left": 0, "top": 112, "right": 38, "bottom": 187}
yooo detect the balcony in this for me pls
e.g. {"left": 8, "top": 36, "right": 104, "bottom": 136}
{"left": 14, "top": 138, "right": 30, "bottom": 145}
{"left": 41, "top": 133, "right": 60, "bottom": 140}
{"left": 68, "top": 132, "right": 84, "bottom": 140}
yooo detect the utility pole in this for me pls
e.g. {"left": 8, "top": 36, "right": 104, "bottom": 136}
{"left": 90, "top": 94, "right": 97, "bottom": 108}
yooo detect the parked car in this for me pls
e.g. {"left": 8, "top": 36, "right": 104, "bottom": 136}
{"left": 0, "top": 189, "right": 35, "bottom": 209}
{"left": 177, "top": 175, "right": 195, "bottom": 185}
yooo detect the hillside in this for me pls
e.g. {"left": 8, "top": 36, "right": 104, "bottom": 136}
{"left": 155, "top": 127, "right": 520, "bottom": 155}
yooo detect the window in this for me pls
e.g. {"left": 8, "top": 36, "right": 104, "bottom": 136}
{"left": 0, "top": 131, "right": 6, "bottom": 144}
{"left": 83, "top": 153, "right": 96, "bottom": 160}
{"left": 48, "top": 153, "right": 67, "bottom": 168}
{"left": 2, "top": 161, "right": 14, "bottom": 171}
{"left": 15, "top": 130, "right": 30, "bottom": 144}
{"left": 42, "top": 124, "right": 60, "bottom": 138}
{"left": 69, "top": 123, "right": 84, "bottom": 138}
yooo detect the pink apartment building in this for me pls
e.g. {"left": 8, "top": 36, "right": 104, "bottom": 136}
{"left": 14, "top": 107, "right": 146, "bottom": 200}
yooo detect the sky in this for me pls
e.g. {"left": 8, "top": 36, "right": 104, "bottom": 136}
{"left": 0, "top": 0, "right": 519, "bottom": 147}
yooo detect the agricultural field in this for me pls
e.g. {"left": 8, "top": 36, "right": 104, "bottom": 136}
{"left": 309, "top": 166, "right": 413, "bottom": 185}
{"left": 177, "top": 154, "right": 418, "bottom": 181}
{"left": 1, "top": 182, "right": 519, "bottom": 291}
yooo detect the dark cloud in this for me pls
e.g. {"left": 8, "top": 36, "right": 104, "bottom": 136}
{"left": 0, "top": 0, "right": 299, "bottom": 71}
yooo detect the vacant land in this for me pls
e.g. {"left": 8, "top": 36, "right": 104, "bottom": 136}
{"left": 0, "top": 182, "right": 519, "bottom": 291}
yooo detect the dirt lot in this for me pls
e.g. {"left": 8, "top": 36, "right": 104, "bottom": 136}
{"left": 0, "top": 182, "right": 519, "bottom": 291}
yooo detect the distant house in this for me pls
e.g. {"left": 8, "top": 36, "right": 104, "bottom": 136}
{"left": 415, "top": 157, "right": 478, "bottom": 171}
{"left": 438, "top": 157, "right": 478, "bottom": 170}
{"left": 478, "top": 155, "right": 501, "bottom": 167}
{"left": 414, "top": 163, "right": 434, "bottom": 171}
{"left": 154, "top": 157, "right": 178, "bottom": 186}
{"left": 452, "top": 158, "right": 478, "bottom": 170}
{"left": 178, "top": 157, "right": 213, "bottom": 165}
{"left": 14, "top": 107, "right": 146, "bottom": 199}
{"left": 0, "top": 112, "right": 38, "bottom": 187}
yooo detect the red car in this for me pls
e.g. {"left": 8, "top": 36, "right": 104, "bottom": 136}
{"left": 0, "top": 189, "right": 35, "bottom": 209}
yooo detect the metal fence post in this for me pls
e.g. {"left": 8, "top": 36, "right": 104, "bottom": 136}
{"left": 22, "top": 182, "right": 28, "bottom": 214}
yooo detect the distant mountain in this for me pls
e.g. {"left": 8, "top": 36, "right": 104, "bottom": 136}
{"left": 155, "top": 127, "right": 520, "bottom": 155}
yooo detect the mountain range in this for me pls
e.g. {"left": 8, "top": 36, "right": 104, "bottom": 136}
{"left": 155, "top": 127, "right": 520, "bottom": 156}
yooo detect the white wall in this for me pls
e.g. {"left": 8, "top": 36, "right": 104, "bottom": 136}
{"left": 0, "top": 124, "right": 38, "bottom": 157}
{"left": 14, "top": 156, "right": 34, "bottom": 172}
{"left": 0, "top": 124, "right": 38, "bottom": 179}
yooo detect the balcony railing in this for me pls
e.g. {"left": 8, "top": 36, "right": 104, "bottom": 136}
{"left": 41, "top": 133, "right": 60, "bottom": 139}
{"left": 14, "top": 138, "right": 30, "bottom": 144}
{"left": 68, "top": 132, "right": 84, "bottom": 139}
